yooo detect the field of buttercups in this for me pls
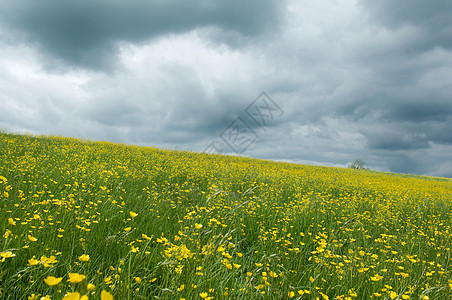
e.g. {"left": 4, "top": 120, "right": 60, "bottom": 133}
{"left": 1, "top": 132, "right": 452, "bottom": 299}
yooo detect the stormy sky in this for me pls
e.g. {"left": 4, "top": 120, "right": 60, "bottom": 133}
{"left": 1, "top": 0, "right": 452, "bottom": 177}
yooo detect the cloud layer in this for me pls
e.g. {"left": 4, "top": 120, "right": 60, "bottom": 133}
{"left": 0, "top": 0, "right": 283, "bottom": 70}
{"left": 1, "top": 0, "right": 452, "bottom": 177}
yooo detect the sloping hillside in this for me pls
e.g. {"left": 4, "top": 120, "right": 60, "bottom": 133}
{"left": 1, "top": 132, "right": 452, "bottom": 299}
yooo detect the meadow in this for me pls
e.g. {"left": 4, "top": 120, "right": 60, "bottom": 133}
{"left": 1, "top": 132, "right": 452, "bottom": 300}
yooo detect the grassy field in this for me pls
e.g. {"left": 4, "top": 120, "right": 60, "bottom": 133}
{"left": 1, "top": 132, "right": 452, "bottom": 300}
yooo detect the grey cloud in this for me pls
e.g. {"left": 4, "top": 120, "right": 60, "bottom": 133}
{"left": 359, "top": 0, "right": 452, "bottom": 51}
{"left": 330, "top": 86, "right": 452, "bottom": 151}
{"left": 84, "top": 99, "right": 143, "bottom": 127}
{"left": 76, "top": 65, "right": 262, "bottom": 146}
{"left": 365, "top": 130, "right": 430, "bottom": 151}
{"left": 382, "top": 100, "right": 452, "bottom": 123}
{"left": 335, "top": 96, "right": 452, "bottom": 125}
{"left": 383, "top": 154, "right": 422, "bottom": 175}
{"left": 0, "top": 0, "right": 284, "bottom": 70}
{"left": 360, "top": 0, "right": 452, "bottom": 31}
{"left": 424, "top": 117, "right": 452, "bottom": 145}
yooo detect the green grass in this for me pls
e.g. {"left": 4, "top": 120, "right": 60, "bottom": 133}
{"left": 1, "top": 132, "right": 452, "bottom": 299}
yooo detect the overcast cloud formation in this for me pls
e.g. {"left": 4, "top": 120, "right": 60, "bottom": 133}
{"left": 1, "top": 0, "right": 452, "bottom": 177}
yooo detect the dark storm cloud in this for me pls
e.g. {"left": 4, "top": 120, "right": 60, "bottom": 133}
{"left": 359, "top": 0, "right": 452, "bottom": 30}
{"left": 337, "top": 97, "right": 452, "bottom": 152}
{"left": 382, "top": 100, "right": 452, "bottom": 123}
{"left": 360, "top": 0, "right": 452, "bottom": 51}
{"left": 365, "top": 130, "right": 429, "bottom": 151}
{"left": 317, "top": 1, "right": 452, "bottom": 165}
{"left": 0, "top": 0, "right": 284, "bottom": 70}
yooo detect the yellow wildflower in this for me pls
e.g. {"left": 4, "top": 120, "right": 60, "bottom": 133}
{"left": 44, "top": 276, "right": 62, "bottom": 286}
{"left": 0, "top": 251, "right": 15, "bottom": 259}
{"left": 62, "top": 292, "right": 86, "bottom": 300}
{"left": 67, "top": 273, "right": 86, "bottom": 283}
{"left": 101, "top": 290, "right": 114, "bottom": 300}
{"left": 3, "top": 229, "right": 11, "bottom": 239}
{"left": 142, "top": 234, "right": 152, "bottom": 240}
{"left": 78, "top": 254, "right": 90, "bottom": 262}
{"left": 371, "top": 274, "right": 383, "bottom": 281}
{"left": 28, "top": 258, "right": 40, "bottom": 266}
{"left": 28, "top": 235, "right": 38, "bottom": 242}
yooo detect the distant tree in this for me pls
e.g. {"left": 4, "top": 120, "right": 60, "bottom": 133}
{"left": 349, "top": 159, "right": 368, "bottom": 170}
